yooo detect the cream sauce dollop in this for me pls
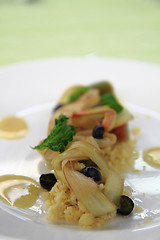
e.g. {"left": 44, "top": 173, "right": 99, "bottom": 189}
{"left": 0, "top": 116, "right": 28, "bottom": 139}
{"left": 0, "top": 175, "right": 40, "bottom": 208}
{"left": 143, "top": 147, "right": 160, "bottom": 169}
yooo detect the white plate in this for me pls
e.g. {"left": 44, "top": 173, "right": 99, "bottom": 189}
{"left": 0, "top": 57, "right": 160, "bottom": 240}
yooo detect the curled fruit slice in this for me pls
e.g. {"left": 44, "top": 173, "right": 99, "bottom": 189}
{"left": 53, "top": 137, "right": 123, "bottom": 216}
{"left": 63, "top": 164, "right": 116, "bottom": 217}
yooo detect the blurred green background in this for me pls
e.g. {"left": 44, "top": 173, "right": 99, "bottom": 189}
{"left": 0, "top": 0, "right": 160, "bottom": 66}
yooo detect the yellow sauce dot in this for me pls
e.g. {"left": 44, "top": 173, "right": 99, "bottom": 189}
{"left": 133, "top": 169, "right": 142, "bottom": 173}
{"left": 131, "top": 127, "right": 141, "bottom": 136}
{"left": 143, "top": 147, "right": 160, "bottom": 169}
{"left": 135, "top": 206, "right": 143, "bottom": 213}
{"left": 144, "top": 217, "right": 153, "bottom": 223}
{"left": 0, "top": 116, "right": 28, "bottom": 139}
{"left": 0, "top": 175, "right": 40, "bottom": 208}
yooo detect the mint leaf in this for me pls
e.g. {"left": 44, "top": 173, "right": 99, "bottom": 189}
{"left": 101, "top": 93, "right": 123, "bottom": 113}
{"left": 33, "top": 115, "right": 77, "bottom": 153}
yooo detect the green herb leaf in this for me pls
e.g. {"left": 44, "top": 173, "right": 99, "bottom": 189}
{"left": 69, "top": 87, "right": 90, "bottom": 103}
{"left": 101, "top": 93, "right": 123, "bottom": 113}
{"left": 33, "top": 115, "right": 77, "bottom": 153}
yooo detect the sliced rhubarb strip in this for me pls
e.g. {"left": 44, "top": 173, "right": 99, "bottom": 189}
{"left": 63, "top": 164, "right": 116, "bottom": 216}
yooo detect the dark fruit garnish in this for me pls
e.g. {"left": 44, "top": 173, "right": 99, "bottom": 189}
{"left": 40, "top": 173, "right": 57, "bottom": 191}
{"left": 117, "top": 195, "right": 134, "bottom": 215}
{"left": 80, "top": 167, "right": 102, "bottom": 182}
{"left": 52, "top": 103, "right": 63, "bottom": 113}
{"left": 92, "top": 125, "right": 105, "bottom": 139}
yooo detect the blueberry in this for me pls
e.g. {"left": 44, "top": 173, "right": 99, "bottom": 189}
{"left": 52, "top": 103, "right": 63, "bottom": 113}
{"left": 117, "top": 195, "right": 134, "bottom": 215}
{"left": 80, "top": 167, "right": 102, "bottom": 182}
{"left": 40, "top": 173, "right": 57, "bottom": 191}
{"left": 92, "top": 125, "right": 105, "bottom": 139}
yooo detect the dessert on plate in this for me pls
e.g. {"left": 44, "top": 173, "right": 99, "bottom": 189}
{"left": 34, "top": 81, "right": 135, "bottom": 228}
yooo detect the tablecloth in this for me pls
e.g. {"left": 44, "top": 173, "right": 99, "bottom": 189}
{"left": 0, "top": 0, "right": 160, "bottom": 66}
